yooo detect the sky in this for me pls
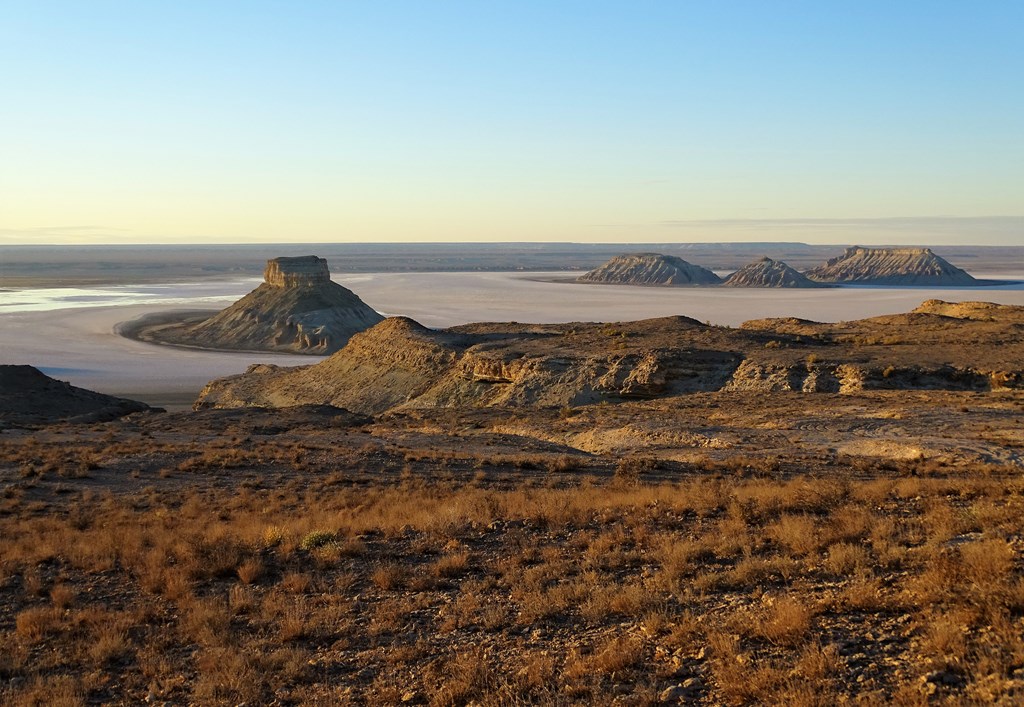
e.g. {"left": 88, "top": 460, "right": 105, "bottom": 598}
{"left": 1, "top": 1, "right": 1022, "bottom": 246}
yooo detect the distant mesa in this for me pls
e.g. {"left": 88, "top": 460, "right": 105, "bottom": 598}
{"left": 723, "top": 257, "right": 830, "bottom": 288}
{"left": 805, "top": 247, "right": 977, "bottom": 286}
{"left": 131, "top": 256, "right": 384, "bottom": 355}
{"left": 578, "top": 253, "right": 722, "bottom": 286}
{"left": 0, "top": 365, "right": 151, "bottom": 428}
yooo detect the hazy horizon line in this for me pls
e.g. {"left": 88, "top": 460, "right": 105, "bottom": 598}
{"left": 1, "top": 215, "right": 1021, "bottom": 247}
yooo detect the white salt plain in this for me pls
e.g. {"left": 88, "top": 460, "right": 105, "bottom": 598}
{"left": 2, "top": 271, "right": 1023, "bottom": 409}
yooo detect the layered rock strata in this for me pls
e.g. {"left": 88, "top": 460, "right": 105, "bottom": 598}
{"left": 723, "top": 257, "right": 829, "bottom": 288}
{"left": 151, "top": 256, "right": 383, "bottom": 354}
{"left": 578, "top": 253, "right": 722, "bottom": 286}
{"left": 805, "top": 247, "right": 976, "bottom": 285}
{"left": 194, "top": 300, "right": 1024, "bottom": 415}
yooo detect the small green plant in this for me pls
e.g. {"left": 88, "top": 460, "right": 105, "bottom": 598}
{"left": 299, "top": 530, "right": 336, "bottom": 551}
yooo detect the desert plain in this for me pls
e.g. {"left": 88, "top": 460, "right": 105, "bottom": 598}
{"left": 2, "top": 246, "right": 1024, "bottom": 705}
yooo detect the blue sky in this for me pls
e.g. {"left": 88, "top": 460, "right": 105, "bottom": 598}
{"left": 1, "top": 1, "right": 1021, "bottom": 244}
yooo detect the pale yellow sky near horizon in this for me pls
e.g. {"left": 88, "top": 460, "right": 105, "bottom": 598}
{"left": 3, "top": 5, "right": 1022, "bottom": 248}
{"left": 1, "top": 216, "right": 1021, "bottom": 247}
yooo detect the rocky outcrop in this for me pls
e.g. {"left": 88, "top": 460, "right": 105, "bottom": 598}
{"left": 195, "top": 316, "right": 742, "bottom": 414}
{"left": 263, "top": 256, "right": 332, "bottom": 287}
{"left": 144, "top": 256, "right": 384, "bottom": 354}
{"left": 193, "top": 300, "right": 1024, "bottom": 415}
{"left": 578, "top": 253, "right": 722, "bottom": 286}
{"left": 805, "top": 247, "right": 976, "bottom": 285}
{"left": 912, "top": 299, "right": 1022, "bottom": 321}
{"left": 0, "top": 366, "right": 151, "bottom": 428}
{"left": 723, "top": 257, "right": 829, "bottom": 288}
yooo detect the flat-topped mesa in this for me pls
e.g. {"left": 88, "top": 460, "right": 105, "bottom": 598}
{"left": 805, "top": 246, "right": 977, "bottom": 286}
{"left": 264, "top": 256, "right": 331, "bottom": 287}
{"left": 136, "top": 255, "right": 384, "bottom": 354}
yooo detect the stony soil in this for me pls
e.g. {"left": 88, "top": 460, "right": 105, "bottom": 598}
{"left": 2, "top": 384, "right": 1024, "bottom": 705}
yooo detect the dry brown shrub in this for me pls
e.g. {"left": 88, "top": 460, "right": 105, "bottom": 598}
{"left": 15, "top": 606, "right": 62, "bottom": 642}
{"left": 794, "top": 641, "right": 841, "bottom": 680}
{"left": 430, "top": 648, "right": 494, "bottom": 707}
{"left": 581, "top": 582, "right": 657, "bottom": 623}
{"left": 6, "top": 674, "right": 85, "bottom": 707}
{"left": 514, "top": 652, "right": 556, "bottom": 691}
{"left": 181, "top": 596, "right": 232, "bottom": 646}
{"left": 278, "top": 607, "right": 308, "bottom": 642}
{"left": 236, "top": 557, "right": 264, "bottom": 584}
{"left": 280, "top": 571, "right": 312, "bottom": 594}
{"left": 959, "top": 538, "right": 1014, "bottom": 584}
{"left": 727, "top": 555, "right": 801, "bottom": 588}
{"left": 823, "top": 542, "right": 871, "bottom": 576}
{"left": 824, "top": 503, "right": 874, "bottom": 544}
{"left": 547, "top": 455, "right": 584, "bottom": 473}
{"left": 50, "top": 583, "right": 76, "bottom": 610}
{"left": 89, "top": 625, "right": 132, "bottom": 665}
{"left": 752, "top": 596, "right": 814, "bottom": 647}
{"left": 769, "top": 514, "right": 820, "bottom": 556}
{"left": 193, "top": 647, "right": 264, "bottom": 704}
{"left": 922, "top": 500, "right": 967, "bottom": 545}
{"left": 707, "top": 631, "right": 778, "bottom": 702}
{"left": 371, "top": 563, "right": 407, "bottom": 591}
{"left": 663, "top": 610, "right": 702, "bottom": 650}
{"left": 431, "top": 550, "right": 470, "bottom": 578}
{"left": 920, "top": 613, "right": 969, "bottom": 669}
{"left": 838, "top": 575, "right": 889, "bottom": 612}
{"left": 588, "top": 634, "right": 645, "bottom": 675}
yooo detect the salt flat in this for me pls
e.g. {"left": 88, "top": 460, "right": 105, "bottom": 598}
{"left": 0, "top": 304, "right": 316, "bottom": 409}
{"left": 340, "top": 271, "right": 1024, "bottom": 328}
{"left": 2, "top": 271, "right": 1023, "bottom": 409}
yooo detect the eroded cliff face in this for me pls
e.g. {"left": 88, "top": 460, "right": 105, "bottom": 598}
{"left": 263, "top": 256, "right": 331, "bottom": 287}
{"left": 194, "top": 300, "right": 1024, "bottom": 415}
{"left": 577, "top": 253, "right": 722, "bottom": 286}
{"left": 804, "top": 247, "right": 977, "bottom": 285}
{"left": 153, "top": 256, "right": 383, "bottom": 354}
{"left": 723, "top": 257, "right": 829, "bottom": 288}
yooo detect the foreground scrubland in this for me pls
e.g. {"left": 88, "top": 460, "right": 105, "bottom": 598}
{"left": 2, "top": 399, "right": 1024, "bottom": 705}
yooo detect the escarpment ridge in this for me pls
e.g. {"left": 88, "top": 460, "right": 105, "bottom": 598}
{"left": 194, "top": 300, "right": 1024, "bottom": 414}
{"left": 131, "top": 256, "right": 384, "bottom": 354}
